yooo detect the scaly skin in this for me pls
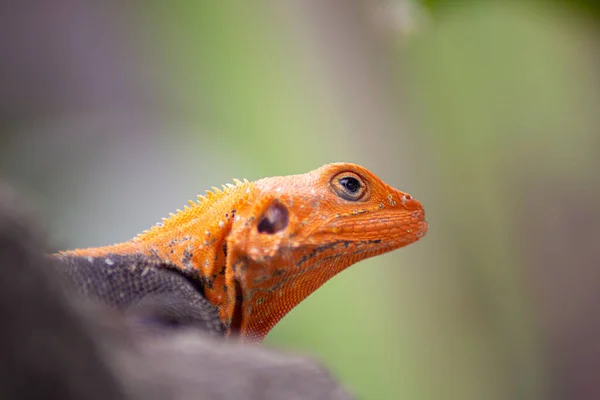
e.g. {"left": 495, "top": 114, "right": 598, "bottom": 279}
{"left": 57, "top": 163, "right": 428, "bottom": 342}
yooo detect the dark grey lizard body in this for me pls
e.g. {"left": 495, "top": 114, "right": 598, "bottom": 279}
{"left": 53, "top": 254, "right": 225, "bottom": 336}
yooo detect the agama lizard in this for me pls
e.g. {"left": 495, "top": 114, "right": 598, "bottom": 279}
{"left": 54, "top": 163, "right": 428, "bottom": 342}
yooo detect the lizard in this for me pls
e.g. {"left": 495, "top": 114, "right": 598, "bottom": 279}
{"left": 54, "top": 162, "right": 428, "bottom": 343}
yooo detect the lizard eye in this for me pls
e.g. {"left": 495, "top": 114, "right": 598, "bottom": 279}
{"left": 331, "top": 172, "right": 367, "bottom": 201}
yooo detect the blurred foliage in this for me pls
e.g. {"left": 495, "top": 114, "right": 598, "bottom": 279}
{"left": 422, "top": 0, "right": 600, "bottom": 18}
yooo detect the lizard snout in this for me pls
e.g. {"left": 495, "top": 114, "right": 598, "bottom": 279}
{"left": 394, "top": 191, "right": 428, "bottom": 239}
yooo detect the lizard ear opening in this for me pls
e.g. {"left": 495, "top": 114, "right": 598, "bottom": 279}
{"left": 257, "top": 200, "right": 289, "bottom": 234}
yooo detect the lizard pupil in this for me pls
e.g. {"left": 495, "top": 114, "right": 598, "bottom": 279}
{"left": 340, "top": 177, "right": 360, "bottom": 193}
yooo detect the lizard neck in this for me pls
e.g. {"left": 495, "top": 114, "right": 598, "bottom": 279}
{"left": 228, "top": 240, "right": 395, "bottom": 342}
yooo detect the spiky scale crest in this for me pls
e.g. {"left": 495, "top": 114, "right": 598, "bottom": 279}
{"left": 133, "top": 178, "right": 250, "bottom": 244}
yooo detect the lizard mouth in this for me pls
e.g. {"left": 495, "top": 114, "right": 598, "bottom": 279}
{"left": 327, "top": 207, "right": 428, "bottom": 244}
{"left": 419, "top": 220, "right": 429, "bottom": 237}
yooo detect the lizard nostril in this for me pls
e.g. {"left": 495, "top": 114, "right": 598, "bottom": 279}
{"left": 399, "top": 193, "right": 424, "bottom": 211}
{"left": 399, "top": 194, "right": 413, "bottom": 204}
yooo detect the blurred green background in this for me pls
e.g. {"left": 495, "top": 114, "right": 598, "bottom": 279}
{"left": 1, "top": 1, "right": 599, "bottom": 399}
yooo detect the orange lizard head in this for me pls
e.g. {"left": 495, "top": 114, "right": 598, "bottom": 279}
{"left": 226, "top": 162, "right": 427, "bottom": 341}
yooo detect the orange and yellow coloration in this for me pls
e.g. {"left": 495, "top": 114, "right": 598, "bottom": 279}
{"left": 58, "top": 163, "right": 428, "bottom": 342}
